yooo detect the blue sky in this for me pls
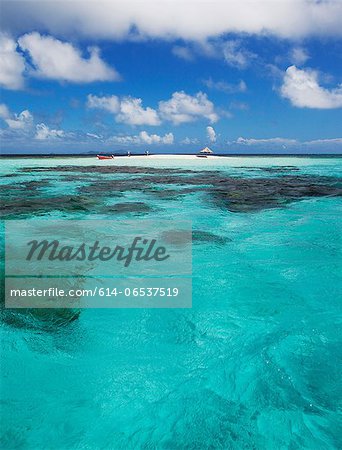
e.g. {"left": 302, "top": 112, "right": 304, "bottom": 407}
{"left": 0, "top": 0, "right": 341, "bottom": 154}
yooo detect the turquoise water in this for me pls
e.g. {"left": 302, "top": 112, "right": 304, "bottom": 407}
{"left": 1, "top": 156, "right": 341, "bottom": 449}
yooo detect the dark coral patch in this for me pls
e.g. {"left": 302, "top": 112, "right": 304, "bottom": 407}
{"left": 20, "top": 165, "right": 206, "bottom": 175}
{"left": 192, "top": 230, "right": 232, "bottom": 245}
{"left": 2, "top": 173, "right": 19, "bottom": 178}
{"left": 209, "top": 175, "right": 342, "bottom": 212}
{"left": 0, "top": 308, "right": 80, "bottom": 332}
{"left": 103, "top": 202, "right": 152, "bottom": 214}
{"left": 260, "top": 166, "right": 300, "bottom": 173}
{"left": 1, "top": 195, "right": 98, "bottom": 218}
{"left": 0, "top": 179, "right": 52, "bottom": 199}
{"left": 4, "top": 165, "right": 342, "bottom": 215}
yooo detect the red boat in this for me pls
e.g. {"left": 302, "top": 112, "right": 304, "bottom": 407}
{"left": 97, "top": 155, "right": 114, "bottom": 160}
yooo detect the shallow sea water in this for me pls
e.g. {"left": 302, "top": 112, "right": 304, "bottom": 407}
{"left": 0, "top": 156, "right": 341, "bottom": 449}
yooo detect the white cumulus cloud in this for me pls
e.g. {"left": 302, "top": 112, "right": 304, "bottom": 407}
{"left": 206, "top": 126, "right": 216, "bottom": 143}
{"left": 159, "top": 91, "right": 218, "bottom": 124}
{"left": 0, "top": 34, "right": 25, "bottom": 90}
{"left": 139, "top": 131, "right": 174, "bottom": 144}
{"left": 35, "top": 123, "right": 65, "bottom": 140}
{"left": 117, "top": 98, "right": 161, "bottom": 126}
{"left": 87, "top": 94, "right": 120, "bottom": 113}
{"left": 18, "top": 32, "right": 119, "bottom": 83}
{"left": 87, "top": 94, "right": 160, "bottom": 126}
{"left": 0, "top": 103, "right": 33, "bottom": 130}
{"left": 281, "top": 65, "right": 342, "bottom": 109}
{"left": 112, "top": 131, "right": 174, "bottom": 145}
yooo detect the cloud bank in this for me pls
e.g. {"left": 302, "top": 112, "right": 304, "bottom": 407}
{"left": 88, "top": 91, "right": 219, "bottom": 125}
{"left": 1, "top": 101, "right": 340, "bottom": 154}
{"left": 2, "top": 1, "right": 342, "bottom": 40}
{"left": 87, "top": 94, "right": 160, "bottom": 126}
{"left": 236, "top": 137, "right": 298, "bottom": 146}
{"left": 234, "top": 136, "right": 342, "bottom": 151}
